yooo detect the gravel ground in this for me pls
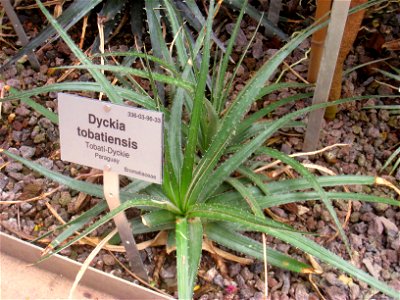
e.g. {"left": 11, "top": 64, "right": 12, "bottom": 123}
{"left": 1, "top": 1, "right": 399, "bottom": 299}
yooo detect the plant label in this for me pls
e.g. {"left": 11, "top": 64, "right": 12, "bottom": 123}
{"left": 58, "top": 93, "right": 163, "bottom": 184}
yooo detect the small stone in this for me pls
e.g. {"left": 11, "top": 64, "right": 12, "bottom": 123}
{"left": 5, "top": 162, "right": 23, "bottom": 172}
{"left": 255, "top": 278, "right": 265, "bottom": 292}
{"left": 205, "top": 267, "right": 218, "bottom": 282}
{"left": 59, "top": 191, "right": 72, "bottom": 206}
{"left": 280, "top": 143, "right": 292, "bottom": 154}
{"left": 213, "top": 274, "right": 224, "bottom": 288}
{"left": 372, "top": 202, "right": 389, "bottom": 213}
{"left": 0, "top": 174, "right": 9, "bottom": 191}
{"left": 38, "top": 118, "right": 54, "bottom": 129}
{"left": 357, "top": 154, "right": 366, "bottom": 167}
{"left": 353, "top": 222, "right": 367, "bottom": 234}
{"left": 379, "top": 216, "right": 398, "bottom": 236}
{"left": 295, "top": 284, "right": 309, "bottom": 300}
{"left": 252, "top": 38, "right": 263, "bottom": 59}
{"left": 240, "top": 267, "right": 254, "bottom": 281}
{"left": 229, "top": 263, "right": 241, "bottom": 277}
{"left": 236, "top": 274, "right": 246, "bottom": 289}
{"left": 6, "top": 78, "right": 21, "bottom": 89}
{"left": 325, "top": 286, "right": 347, "bottom": 300}
{"left": 352, "top": 125, "right": 362, "bottom": 134}
{"left": 20, "top": 203, "right": 33, "bottom": 213}
{"left": 381, "top": 269, "right": 391, "bottom": 280}
{"left": 236, "top": 65, "right": 245, "bottom": 77}
{"left": 367, "top": 127, "right": 380, "bottom": 138}
{"left": 368, "top": 217, "right": 384, "bottom": 235}
{"left": 321, "top": 210, "right": 331, "bottom": 222}
{"left": 102, "top": 254, "right": 115, "bottom": 266}
{"left": 34, "top": 133, "right": 46, "bottom": 143}
{"left": 225, "top": 24, "right": 247, "bottom": 46}
{"left": 324, "top": 272, "right": 339, "bottom": 286}
{"left": 36, "top": 157, "right": 54, "bottom": 170}
{"left": 28, "top": 116, "right": 38, "bottom": 126}
{"left": 350, "top": 233, "right": 362, "bottom": 249}
{"left": 323, "top": 152, "right": 337, "bottom": 164}
{"left": 268, "top": 277, "right": 279, "bottom": 288}
{"left": 19, "top": 146, "right": 36, "bottom": 159}
{"left": 239, "top": 287, "right": 255, "bottom": 299}
{"left": 253, "top": 292, "right": 265, "bottom": 300}
{"left": 15, "top": 105, "right": 31, "bottom": 116}
{"left": 349, "top": 284, "right": 360, "bottom": 300}
{"left": 362, "top": 258, "right": 381, "bottom": 278}
{"left": 270, "top": 207, "right": 288, "bottom": 219}
{"left": 40, "top": 65, "right": 48, "bottom": 74}
{"left": 350, "top": 212, "right": 360, "bottom": 223}
{"left": 160, "top": 265, "right": 176, "bottom": 279}
{"left": 385, "top": 249, "right": 398, "bottom": 263}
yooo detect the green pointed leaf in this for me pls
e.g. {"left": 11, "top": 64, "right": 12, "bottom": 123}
{"left": 258, "top": 147, "right": 352, "bottom": 255}
{"left": 180, "top": 0, "right": 215, "bottom": 206}
{"left": 176, "top": 217, "right": 203, "bottom": 300}
{"left": 205, "top": 223, "right": 314, "bottom": 273}
{"left": 1, "top": 82, "right": 156, "bottom": 109}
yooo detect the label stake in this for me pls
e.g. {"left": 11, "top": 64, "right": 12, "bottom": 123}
{"left": 103, "top": 169, "right": 148, "bottom": 282}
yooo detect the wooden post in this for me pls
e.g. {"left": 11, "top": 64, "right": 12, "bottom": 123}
{"left": 307, "top": 0, "right": 333, "bottom": 83}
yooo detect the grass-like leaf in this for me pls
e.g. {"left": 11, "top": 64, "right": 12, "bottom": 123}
{"left": 258, "top": 147, "right": 352, "bottom": 255}
{"left": 1, "top": 82, "right": 156, "bottom": 109}
{"left": 176, "top": 217, "right": 203, "bottom": 300}
{"left": 205, "top": 223, "right": 314, "bottom": 274}
{"left": 180, "top": 0, "right": 215, "bottom": 207}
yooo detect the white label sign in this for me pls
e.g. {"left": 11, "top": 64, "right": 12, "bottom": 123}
{"left": 58, "top": 93, "right": 163, "bottom": 184}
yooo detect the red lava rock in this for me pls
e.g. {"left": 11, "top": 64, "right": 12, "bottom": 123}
{"left": 385, "top": 249, "right": 398, "bottom": 263}
{"left": 349, "top": 284, "right": 360, "bottom": 300}
{"left": 12, "top": 121, "right": 24, "bottom": 131}
{"left": 15, "top": 106, "right": 31, "bottom": 117}
{"left": 362, "top": 258, "right": 381, "bottom": 279}
{"left": 350, "top": 233, "right": 363, "bottom": 249}
{"left": 272, "top": 292, "right": 289, "bottom": 300}
{"left": 255, "top": 278, "right": 265, "bottom": 292}
{"left": 378, "top": 216, "right": 399, "bottom": 236}
{"left": 324, "top": 272, "right": 339, "bottom": 286}
{"left": 267, "top": 277, "right": 279, "bottom": 289}
{"left": 225, "top": 23, "right": 247, "bottom": 47}
{"left": 252, "top": 38, "right": 264, "bottom": 59}
{"left": 229, "top": 263, "right": 241, "bottom": 278}
{"left": 325, "top": 285, "right": 348, "bottom": 300}
{"left": 389, "top": 278, "right": 400, "bottom": 291}
{"left": 367, "top": 217, "right": 384, "bottom": 235}
{"left": 240, "top": 267, "right": 254, "bottom": 281}
{"left": 294, "top": 284, "right": 309, "bottom": 299}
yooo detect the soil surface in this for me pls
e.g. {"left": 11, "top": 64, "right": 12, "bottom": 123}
{"left": 1, "top": 1, "right": 399, "bottom": 299}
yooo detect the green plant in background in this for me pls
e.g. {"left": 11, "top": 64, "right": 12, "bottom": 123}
{"left": 1, "top": 0, "right": 288, "bottom": 73}
{"left": 1, "top": 1, "right": 399, "bottom": 299}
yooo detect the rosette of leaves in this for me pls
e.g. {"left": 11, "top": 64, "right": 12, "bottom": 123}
{"left": 1, "top": 0, "right": 399, "bottom": 299}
